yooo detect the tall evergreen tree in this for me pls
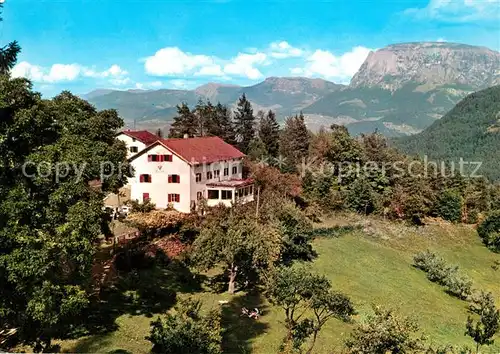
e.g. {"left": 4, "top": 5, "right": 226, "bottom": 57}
{"left": 279, "top": 112, "right": 310, "bottom": 172}
{"left": 258, "top": 109, "right": 280, "bottom": 157}
{"left": 233, "top": 94, "right": 255, "bottom": 154}
{"left": 168, "top": 103, "right": 198, "bottom": 138}
{"left": 0, "top": 4, "right": 21, "bottom": 75}
{"left": 215, "top": 102, "right": 236, "bottom": 145}
{"left": 196, "top": 99, "right": 220, "bottom": 137}
{"left": 155, "top": 128, "right": 163, "bottom": 139}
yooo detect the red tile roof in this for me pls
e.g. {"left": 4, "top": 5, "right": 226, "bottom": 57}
{"left": 162, "top": 136, "right": 245, "bottom": 164}
{"left": 120, "top": 130, "right": 159, "bottom": 145}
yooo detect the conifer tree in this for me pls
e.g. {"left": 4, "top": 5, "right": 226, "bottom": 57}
{"left": 156, "top": 128, "right": 163, "bottom": 138}
{"left": 258, "top": 109, "right": 280, "bottom": 157}
{"left": 168, "top": 103, "right": 198, "bottom": 138}
{"left": 279, "top": 112, "right": 310, "bottom": 172}
{"left": 233, "top": 94, "right": 255, "bottom": 153}
{"left": 215, "top": 102, "right": 236, "bottom": 145}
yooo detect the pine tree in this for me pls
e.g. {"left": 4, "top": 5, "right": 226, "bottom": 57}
{"left": 233, "top": 94, "right": 255, "bottom": 154}
{"left": 0, "top": 4, "right": 21, "bottom": 76}
{"left": 258, "top": 109, "right": 280, "bottom": 157}
{"left": 215, "top": 103, "right": 236, "bottom": 145}
{"left": 156, "top": 128, "right": 163, "bottom": 139}
{"left": 168, "top": 103, "right": 198, "bottom": 138}
{"left": 279, "top": 112, "right": 310, "bottom": 172}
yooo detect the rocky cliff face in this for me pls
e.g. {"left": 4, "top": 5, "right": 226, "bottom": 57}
{"left": 350, "top": 42, "right": 500, "bottom": 90}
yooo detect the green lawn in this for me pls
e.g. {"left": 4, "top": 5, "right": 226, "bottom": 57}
{"left": 58, "top": 215, "right": 500, "bottom": 353}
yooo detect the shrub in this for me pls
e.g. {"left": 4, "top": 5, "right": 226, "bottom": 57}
{"left": 413, "top": 251, "right": 473, "bottom": 300}
{"left": 345, "top": 306, "right": 426, "bottom": 353}
{"left": 146, "top": 298, "right": 223, "bottom": 354}
{"left": 127, "top": 199, "right": 156, "bottom": 213}
{"left": 477, "top": 211, "right": 500, "bottom": 252}
{"left": 443, "top": 272, "right": 473, "bottom": 300}
{"left": 435, "top": 189, "right": 463, "bottom": 222}
{"left": 346, "top": 177, "right": 377, "bottom": 215}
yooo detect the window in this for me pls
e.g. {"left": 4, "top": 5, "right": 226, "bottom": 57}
{"left": 223, "top": 168, "right": 229, "bottom": 176}
{"left": 249, "top": 185, "right": 253, "bottom": 195}
{"left": 168, "top": 174, "right": 180, "bottom": 183}
{"left": 148, "top": 154, "right": 172, "bottom": 162}
{"left": 163, "top": 155, "right": 173, "bottom": 162}
{"left": 214, "top": 170, "right": 220, "bottom": 179}
{"left": 244, "top": 187, "right": 249, "bottom": 196}
{"left": 206, "top": 171, "right": 213, "bottom": 180}
{"left": 238, "top": 188, "right": 243, "bottom": 198}
{"left": 197, "top": 191, "right": 203, "bottom": 200}
{"left": 130, "top": 146, "right": 138, "bottom": 153}
{"left": 139, "top": 174, "right": 152, "bottom": 183}
{"left": 221, "top": 190, "right": 232, "bottom": 200}
{"left": 168, "top": 194, "right": 180, "bottom": 203}
{"left": 148, "top": 154, "right": 159, "bottom": 162}
{"left": 142, "top": 193, "right": 150, "bottom": 202}
{"left": 195, "top": 173, "right": 202, "bottom": 182}
{"left": 207, "top": 190, "right": 219, "bottom": 200}
{"left": 232, "top": 166, "right": 238, "bottom": 175}
{"left": 132, "top": 138, "right": 136, "bottom": 142}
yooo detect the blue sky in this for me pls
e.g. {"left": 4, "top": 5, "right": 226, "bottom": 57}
{"left": 5, "top": 0, "right": 500, "bottom": 96}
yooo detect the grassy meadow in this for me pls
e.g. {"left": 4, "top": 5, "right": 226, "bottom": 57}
{"left": 57, "top": 214, "right": 500, "bottom": 353}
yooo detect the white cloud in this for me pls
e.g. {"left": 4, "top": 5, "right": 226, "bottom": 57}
{"left": 45, "top": 64, "right": 81, "bottom": 82}
{"left": 195, "top": 64, "right": 224, "bottom": 77}
{"left": 11, "top": 61, "right": 45, "bottom": 81}
{"left": 144, "top": 47, "right": 215, "bottom": 76}
{"left": 144, "top": 46, "right": 269, "bottom": 80}
{"left": 291, "top": 46, "right": 372, "bottom": 83}
{"left": 223, "top": 52, "right": 267, "bottom": 80}
{"left": 109, "top": 77, "right": 131, "bottom": 86}
{"left": 269, "top": 41, "right": 304, "bottom": 59}
{"left": 85, "top": 64, "right": 128, "bottom": 78}
{"left": 12, "top": 62, "right": 129, "bottom": 84}
{"left": 134, "top": 81, "right": 163, "bottom": 90}
{"left": 404, "top": 0, "right": 500, "bottom": 22}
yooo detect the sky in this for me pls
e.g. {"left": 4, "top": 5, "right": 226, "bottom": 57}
{"left": 4, "top": 0, "right": 500, "bottom": 96}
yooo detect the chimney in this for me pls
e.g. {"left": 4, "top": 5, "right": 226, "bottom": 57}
{"left": 183, "top": 133, "right": 189, "bottom": 139}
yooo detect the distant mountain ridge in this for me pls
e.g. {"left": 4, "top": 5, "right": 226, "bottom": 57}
{"left": 304, "top": 42, "right": 500, "bottom": 136}
{"left": 394, "top": 85, "right": 500, "bottom": 180}
{"left": 85, "top": 42, "right": 500, "bottom": 135}
{"left": 350, "top": 42, "right": 500, "bottom": 90}
{"left": 86, "top": 77, "right": 344, "bottom": 130}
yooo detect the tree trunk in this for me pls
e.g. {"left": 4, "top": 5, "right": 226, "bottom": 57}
{"left": 255, "top": 185, "right": 261, "bottom": 218}
{"left": 228, "top": 263, "right": 238, "bottom": 294}
{"left": 306, "top": 331, "right": 318, "bottom": 354}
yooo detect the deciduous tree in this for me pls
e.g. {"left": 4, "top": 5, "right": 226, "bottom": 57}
{"left": 191, "top": 207, "right": 281, "bottom": 294}
{"left": 266, "top": 267, "right": 355, "bottom": 353}
{"left": 0, "top": 77, "right": 130, "bottom": 350}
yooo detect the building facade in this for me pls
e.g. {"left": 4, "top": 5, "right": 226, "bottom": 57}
{"left": 116, "top": 130, "right": 160, "bottom": 158}
{"left": 127, "top": 136, "right": 254, "bottom": 213}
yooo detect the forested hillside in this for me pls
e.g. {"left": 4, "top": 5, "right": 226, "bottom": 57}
{"left": 395, "top": 86, "right": 500, "bottom": 180}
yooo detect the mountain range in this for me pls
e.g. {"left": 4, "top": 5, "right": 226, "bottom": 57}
{"left": 394, "top": 85, "right": 500, "bottom": 180}
{"left": 86, "top": 42, "right": 500, "bottom": 136}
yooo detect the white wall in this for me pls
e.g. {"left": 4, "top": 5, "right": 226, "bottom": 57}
{"left": 189, "top": 158, "right": 243, "bottom": 202}
{"left": 129, "top": 144, "right": 192, "bottom": 213}
{"left": 117, "top": 133, "right": 147, "bottom": 159}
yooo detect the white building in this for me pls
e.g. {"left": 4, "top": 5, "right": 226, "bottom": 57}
{"left": 116, "top": 130, "right": 160, "bottom": 158}
{"left": 127, "top": 136, "right": 254, "bottom": 213}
